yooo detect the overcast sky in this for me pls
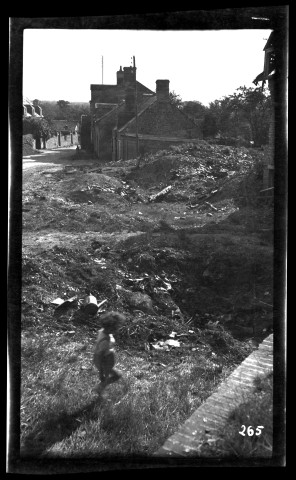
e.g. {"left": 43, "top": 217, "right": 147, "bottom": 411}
{"left": 22, "top": 29, "right": 271, "bottom": 106}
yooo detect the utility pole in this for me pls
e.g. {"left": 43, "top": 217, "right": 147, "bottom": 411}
{"left": 102, "top": 56, "right": 104, "bottom": 84}
{"left": 133, "top": 56, "right": 139, "bottom": 157}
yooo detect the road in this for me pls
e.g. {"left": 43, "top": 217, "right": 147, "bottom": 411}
{"left": 23, "top": 146, "right": 96, "bottom": 169}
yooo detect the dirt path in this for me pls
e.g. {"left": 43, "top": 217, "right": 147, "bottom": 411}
{"left": 23, "top": 146, "right": 97, "bottom": 169}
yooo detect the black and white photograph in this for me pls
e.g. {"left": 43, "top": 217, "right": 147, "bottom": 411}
{"left": 8, "top": 8, "right": 287, "bottom": 473}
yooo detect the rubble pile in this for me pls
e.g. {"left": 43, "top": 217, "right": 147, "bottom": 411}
{"left": 125, "top": 141, "right": 264, "bottom": 204}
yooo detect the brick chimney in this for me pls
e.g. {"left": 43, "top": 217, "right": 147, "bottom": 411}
{"left": 117, "top": 66, "right": 124, "bottom": 85}
{"left": 156, "top": 80, "right": 170, "bottom": 103}
{"left": 123, "top": 66, "right": 136, "bottom": 85}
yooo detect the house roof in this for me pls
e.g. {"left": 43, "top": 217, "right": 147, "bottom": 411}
{"left": 117, "top": 95, "right": 199, "bottom": 135}
{"left": 117, "top": 96, "right": 157, "bottom": 133}
{"left": 94, "top": 94, "right": 157, "bottom": 126}
{"left": 263, "top": 31, "right": 274, "bottom": 51}
{"left": 253, "top": 31, "right": 275, "bottom": 85}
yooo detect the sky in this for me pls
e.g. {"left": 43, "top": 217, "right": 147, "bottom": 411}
{"left": 22, "top": 29, "right": 271, "bottom": 106}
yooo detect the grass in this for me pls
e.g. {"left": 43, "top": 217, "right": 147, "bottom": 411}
{"left": 20, "top": 328, "right": 235, "bottom": 458}
{"left": 198, "top": 372, "right": 273, "bottom": 458}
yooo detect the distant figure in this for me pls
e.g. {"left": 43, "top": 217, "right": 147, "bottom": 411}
{"left": 76, "top": 145, "right": 80, "bottom": 157}
{"left": 93, "top": 311, "right": 125, "bottom": 394}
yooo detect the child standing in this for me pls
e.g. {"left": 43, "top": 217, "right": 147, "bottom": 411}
{"left": 93, "top": 311, "right": 125, "bottom": 393}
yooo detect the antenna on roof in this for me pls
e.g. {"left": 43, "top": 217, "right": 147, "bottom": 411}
{"left": 133, "top": 56, "right": 139, "bottom": 158}
{"left": 102, "top": 56, "right": 104, "bottom": 84}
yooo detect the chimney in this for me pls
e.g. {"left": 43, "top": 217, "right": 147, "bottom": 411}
{"left": 117, "top": 66, "right": 124, "bottom": 85}
{"left": 156, "top": 80, "right": 170, "bottom": 102}
{"left": 123, "top": 66, "right": 136, "bottom": 85}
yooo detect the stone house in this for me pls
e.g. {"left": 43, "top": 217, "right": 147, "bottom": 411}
{"left": 23, "top": 98, "right": 43, "bottom": 118}
{"left": 89, "top": 66, "right": 202, "bottom": 161}
{"left": 253, "top": 31, "right": 276, "bottom": 189}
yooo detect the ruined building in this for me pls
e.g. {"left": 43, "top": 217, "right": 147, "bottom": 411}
{"left": 86, "top": 65, "right": 202, "bottom": 160}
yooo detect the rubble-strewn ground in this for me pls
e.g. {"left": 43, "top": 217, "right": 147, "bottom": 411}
{"left": 21, "top": 142, "right": 274, "bottom": 458}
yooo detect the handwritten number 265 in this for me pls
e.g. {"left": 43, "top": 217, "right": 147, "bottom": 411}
{"left": 239, "top": 425, "right": 264, "bottom": 436}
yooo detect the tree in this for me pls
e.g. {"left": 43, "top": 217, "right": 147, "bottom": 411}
{"left": 227, "top": 86, "right": 271, "bottom": 146}
{"left": 39, "top": 101, "right": 90, "bottom": 123}
{"left": 57, "top": 100, "right": 70, "bottom": 109}
{"left": 202, "top": 112, "right": 218, "bottom": 137}
{"left": 182, "top": 101, "right": 207, "bottom": 121}
{"left": 23, "top": 117, "right": 53, "bottom": 141}
{"left": 207, "top": 86, "right": 271, "bottom": 145}
{"left": 169, "top": 91, "right": 183, "bottom": 108}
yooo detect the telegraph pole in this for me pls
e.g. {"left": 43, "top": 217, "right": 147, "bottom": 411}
{"left": 133, "top": 56, "right": 139, "bottom": 157}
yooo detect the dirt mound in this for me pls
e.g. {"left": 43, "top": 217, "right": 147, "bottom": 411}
{"left": 125, "top": 142, "right": 265, "bottom": 205}
{"left": 55, "top": 172, "right": 123, "bottom": 195}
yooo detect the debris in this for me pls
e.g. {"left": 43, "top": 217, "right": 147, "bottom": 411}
{"left": 51, "top": 297, "right": 65, "bottom": 305}
{"left": 151, "top": 343, "right": 168, "bottom": 351}
{"left": 205, "top": 201, "right": 218, "bottom": 211}
{"left": 116, "top": 285, "right": 154, "bottom": 314}
{"left": 53, "top": 297, "right": 77, "bottom": 317}
{"left": 84, "top": 294, "right": 99, "bottom": 315}
{"left": 97, "top": 299, "right": 107, "bottom": 311}
{"left": 207, "top": 213, "right": 213, "bottom": 217}
{"left": 148, "top": 185, "right": 172, "bottom": 203}
{"left": 164, "top": 339, "right": 181, "bottom": 347}
{"left": 169, "top": 331, "right": 177, "bottom": 338}
{"left": 93, "top": 258, "right": 106, "bottom": 265}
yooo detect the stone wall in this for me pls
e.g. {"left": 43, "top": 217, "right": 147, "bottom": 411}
{"left": 45, "top": 136, "right": 59, "bottom": 149}
{"left": 45, "top": 133, "right": 79, "bottom": 149}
